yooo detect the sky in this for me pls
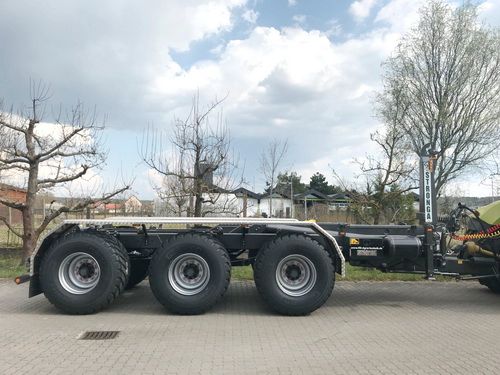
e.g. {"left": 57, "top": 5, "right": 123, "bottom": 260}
{"left": 1, "top": 0, "right": 499, "bottom": 199}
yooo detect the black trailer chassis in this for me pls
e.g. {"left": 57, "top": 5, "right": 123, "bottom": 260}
{"left": 21, "top": 215, "right": 499, "bottom": 316}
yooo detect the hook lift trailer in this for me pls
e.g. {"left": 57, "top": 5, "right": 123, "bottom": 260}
{"left": 17, "top": 146, "right": 500, "bottom": 315}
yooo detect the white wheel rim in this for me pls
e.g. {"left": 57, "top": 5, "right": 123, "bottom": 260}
{"left": 168, "top": 253, "right": 210, "bottom": 296}
{"left": 58, "top": 252, "right": 101, "bottom": 295}
{"left": 275, "top": 254, "right": 317, "bottom": 297}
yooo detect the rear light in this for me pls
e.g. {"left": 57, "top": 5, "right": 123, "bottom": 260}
{"left": 14, "top": 274, "right": 30, "bottom": 285}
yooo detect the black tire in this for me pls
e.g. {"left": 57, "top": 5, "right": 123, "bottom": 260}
{"left": 479, "top": 277, "right": 500, "bottom": 294}
{"left": 149, "top": 233, "right": 231, "bottom": 315}
{"left": 89, "top": 230, "right": 130, "bottom": 284}
{"left": 40, "top": 231, "right": 128, "bottom": 314}
{"left": 125, "top": 258, "right": 150, "bottom": 289}
{"left": 254, "top": 234, "right": 335, "bottom": 316}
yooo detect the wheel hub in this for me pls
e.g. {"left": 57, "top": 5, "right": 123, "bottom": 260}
{"left": 285, "top": 264, "right": 303, "bottom": 281}
{"left": 276, "top": 254, "right": 317, "bottom": 297}
{"left": 168, "top": 253, "right": 210, "bottom": 296}
{"left": 59, "top": 252, "right": 101, "bottom": 295}
{"left": 183, "top": 265, "right": 199, "bottom": 279}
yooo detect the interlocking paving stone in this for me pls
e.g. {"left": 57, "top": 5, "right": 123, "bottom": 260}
{"left": 0, "top": 279, "right": 499, "bottom": 374}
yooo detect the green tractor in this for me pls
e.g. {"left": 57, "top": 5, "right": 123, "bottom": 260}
{"left": 446, "top": 200, "right": 500, "bottom": 293}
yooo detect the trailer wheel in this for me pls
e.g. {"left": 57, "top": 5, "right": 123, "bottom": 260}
{"left": 149, "top": 234, "right": 231, "bottom": 315}
{"left": 89, "top": 230, "right": 130, "bottom": 283}
{"left": 254, "top": 234, "right": 335, "bottom": 315}
{"left": 125, "top": 258, "right": 150, "bottom": 289}
{"left": 39, "top": 231, "right": 128, "bottom": 314}
{"left": 479, "top": 277, "right": 500, "bottom": 294}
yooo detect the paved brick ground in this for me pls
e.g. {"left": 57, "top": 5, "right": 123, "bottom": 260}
{"left": 0, "top": 279, "right": 499, "bottom": 374}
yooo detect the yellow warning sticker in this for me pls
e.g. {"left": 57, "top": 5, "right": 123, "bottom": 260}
{"left": 350, "top": 238, "right": 360, "bottom": 245}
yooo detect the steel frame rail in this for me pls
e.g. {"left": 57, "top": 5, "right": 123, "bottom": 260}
{"left": 31, "top": 217, "right": 345, "bottom": 277}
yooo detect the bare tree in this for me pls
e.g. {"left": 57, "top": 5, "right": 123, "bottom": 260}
{"left": 484, "top": 154, "right": 500, "bottom": 200}
{"left": 155, "top": 157, "right": 191, "bottom": 217}
{"left": 0, "top": 81, "right": 129, "bottom": 262}
{"left": 141, "top": 95, "right": 243, "bottom": 217}
{"left": 354, "top": 124, "right": 416, "bottom": 224}
{"left": 378, "top": 0, "right": 500, "bottom": 196}
{"left": 334, "top": 107, "right": 416, "bottom": 224}
{"left": 259, "top": 139, "right": 288, "bottom": 217}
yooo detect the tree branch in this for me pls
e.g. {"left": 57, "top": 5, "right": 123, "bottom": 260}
{"left": 37, "top": 165, "right": 90, "bottom": 188}
{"left": 0, "top": 216, "right": 23, "bottom": 238}
{"left": 0, "top": 197, "right": 25, "bottom": 210}
{"left": 35, "top": 185, "right": 130, "bottom": 236}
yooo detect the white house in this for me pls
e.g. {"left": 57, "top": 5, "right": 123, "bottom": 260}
{"left": 210, "top": 189, "right": 293, "bottom": 218}
{"left": 230, "top": 188, "right": 260, "bottom": 217}
{"left": 153, "top": 188, "right": 294, "bottom": 218}
{"left": 124, "top": 195, "right": 142, "bottom": 213}
{"left": 259, "top": 192, "right": 293, "bottom": 218}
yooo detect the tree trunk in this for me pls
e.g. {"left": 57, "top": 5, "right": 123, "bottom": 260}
{"left": 243, "top": 193, "right": 247, "bottom": 218}
{"left": 194, "top": 194, "right": 203, "bottom": 217}
{"left": 21, "top": 164, "right": 39, "bottom": 264}
{"left": 187, "top": 194, "right": 193, "bottom": 217}
{"left": 193, "top": 171, "right": 203, "bottom": 216}
{"left": 21, "top": 226, "right": 36, "bottom": 266}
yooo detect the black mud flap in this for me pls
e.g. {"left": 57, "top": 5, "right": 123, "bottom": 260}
{"left": 29, "top": 274, "right": 42, "bottom": 297}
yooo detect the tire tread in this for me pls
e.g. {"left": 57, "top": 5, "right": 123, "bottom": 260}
{"left": 149, "top": 233, "right": 231, "bottom": 315}
{"left": 254, "top": 234, "right": 335, "bottom": 316}
{"left": 40, "top": 231, "right": 129, "bottom": 314}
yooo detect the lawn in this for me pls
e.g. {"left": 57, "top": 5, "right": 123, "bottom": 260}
{"left": 0, "top": 227, "right": 23, "bottom": 248}
{"left": 232, "top": 265, "right": 254, "bottom": 280}
{"left": 230, "top": 264, "right": 442, "bottom": 282}
{"left": 0, "top": 255, "right": 27, "bottom": 279}
{"left": 343, "top": 264, "right": 435, "bottom": 281}
{"left": 0, "top": 255, "right": 447, "bottom": 282}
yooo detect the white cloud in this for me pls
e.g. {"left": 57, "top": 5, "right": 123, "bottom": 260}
{"left": 349, "top": 0, "right": 379, "bottom": 22}
{"left": 445, "top": 176, "right": 500, "bottom": 198}
{"left": 0, "top": 118, "right": 105, "bottom": 196}
{"left": 0, "top": 0, "right": 248, "bottom": 128}
{"left": 150, "top": 25, "right": 402, "bottom": 189}
{"left": 187, "top": 1, "right": 247, "bottom": 48}
{"left": 375, "top": 0, "right": 500, "bottom": 32}
{"left": 325, "top": 19, "right": 343, "bottom": 38}
{"left": 292, "top": 14, "right": 307, "bottom": 25}
{"left": 478, "top": 0, "right": 500, "bottom": 27}
{"left": 137, "top": 0, "right": 500, "bottom": 196}
{"left": 374, "top": 0, "right": 424, "bottom": 31}
{"left": 3, "top": 0, "right": 498, "bottom": 199}
{"left": 242, "top": 9, "right": 259, "bottom": 24}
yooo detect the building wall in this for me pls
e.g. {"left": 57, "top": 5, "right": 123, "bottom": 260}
{"left": 259, "top": 197, "right": 292, "bottom": 218}
{"left": 154, "top": 193, "right": 260, "bottom": 217}
{"left": 125, "top": 196, "right": 143, "bottom": 213}
{"left": 233, "top": 196, "right": 259, "bottom": 217}
{"left": 201, "top": 193, "right": 258, "bottom": 217}
{"left": 0, "top": 187, "right": 26, "bottom": 225}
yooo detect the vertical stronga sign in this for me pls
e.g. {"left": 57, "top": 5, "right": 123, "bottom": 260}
{"left": 423, "top": 162, "right": 433, "bottom": 223}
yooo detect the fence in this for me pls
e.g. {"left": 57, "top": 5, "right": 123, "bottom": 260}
{"left": 0, "top": 226, "right": 23, "bottom": 248}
